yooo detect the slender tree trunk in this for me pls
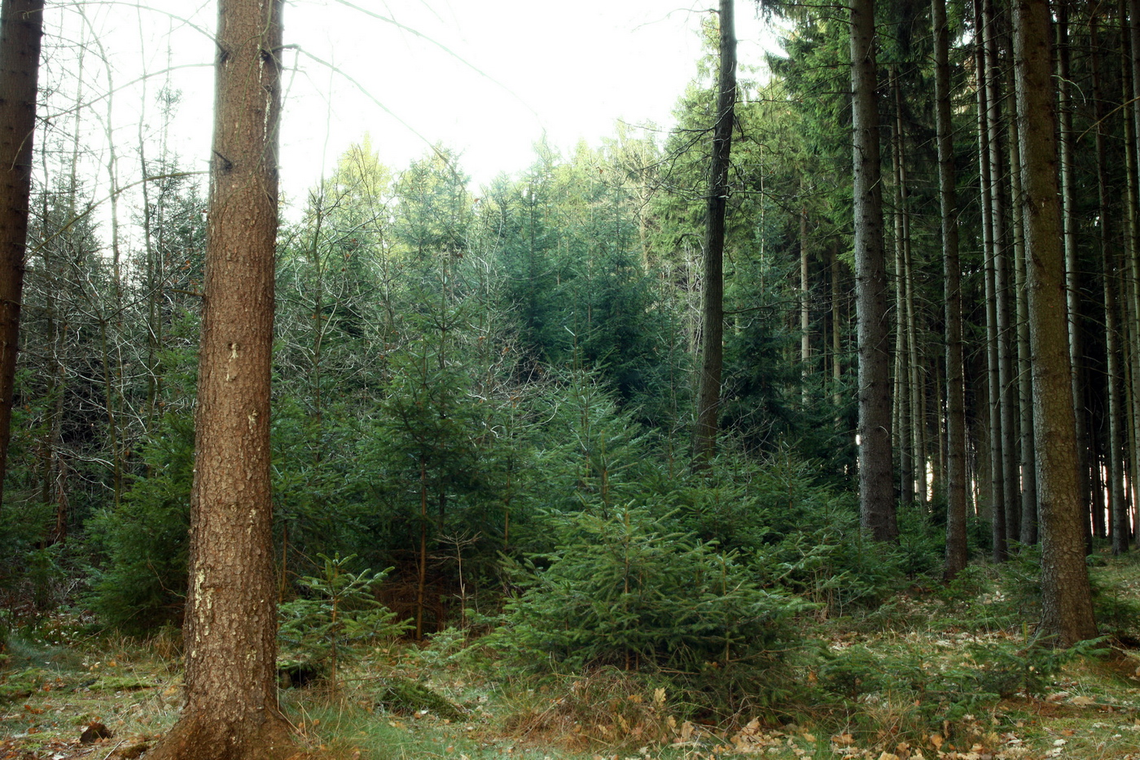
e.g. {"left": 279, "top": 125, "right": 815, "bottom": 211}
{"left": 800, "top": 203, "right": 810, "bottom": 407}
{"left": 147, "top": 1, "right": 294, "bottom": 757}
{"left": 976, "top": 0, "right": 1007, "bottom": 560}
{"left": 693, "top": 0, "right": 736, "bottom": 468}
{"left": 851, "top": 0, "right": 896, "bottom": 541}
{"left": 986, "top": 0, "right": 1020, "bottom": 547}
{"left": 891, "top": 69, "right": 924, "bottom": 506}
{"left": 0, "top": 0, "right": 44, "bottom": 516}
{"left": 1007, "top": 73, "right": 1037, "bottom": 545}
{"left": 933, "top": 0, "right": 968, "bottom": 578}
{"left": 831, "top": 242, "right": 843, "bottom": 409}
{"left": 1012, "top": 0, "right": 1097, "bottom": 646}
{"left": 890, "top": 78, "right": 912, "bottom": 503}
{"left": 1089, "top": 10, "right": 1129, "bottom": 554}
{"left": 1057, "top": 0, "right": 1089, "bottom": 546}
{"left": 1127, "top": 0, "right": 1140, "bottom": 549}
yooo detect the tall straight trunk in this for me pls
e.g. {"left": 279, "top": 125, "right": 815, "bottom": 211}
{"left": 0, "top": 0, "right": 44, "bottom": 515}
{"left": 1012, "top": 0, "right": 1098, "bottom": 646}
{"left": 831, "top": 241, "right": 843, "bottom": 409}
{"left": 693, "top": 0, "right": 735, "bottom": 467}
{"left": 147, "top": 0, "right": 294, "bottom": 758}
{"left": 800, "top": 203, "right": 810, "bottom": 407}
{"left": 1127, "top": 0, "right": 1140, "bottom": 548}
{"left": 1058, "top": 0, "right": 1091, "bottom": 543}
{"left": 933, "top": 0, "right": 968, "bottom": 578}
{"left": 851, "top": 0, "right": 896, "bottom": 541}
{"left": 1008, "top": 73, "right": 1037, "bottom": 545}
{"left": 976, "top": 0, "right": 1007, "bottom": 560}
{"left": 986, "top": 0, "right": 1021, "bottom": 546}
{"left": 1090, "top": 10, "right": 1129, "bottom": 554}
{"left": 890, "top": 74, "right": 913, "bottom": 503}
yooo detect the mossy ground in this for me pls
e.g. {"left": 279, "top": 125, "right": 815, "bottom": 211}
{"left": 2, "top": 554, "right": 1139, "bottom": 760}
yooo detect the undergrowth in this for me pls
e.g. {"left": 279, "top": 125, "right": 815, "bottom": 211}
{"left": 2, "top": 552, "right": 1139, "bottom": 760}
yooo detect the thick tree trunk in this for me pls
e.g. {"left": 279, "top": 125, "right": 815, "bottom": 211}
{"left": 0, "top": 0, "right": 44, "bottom": 516}
{"left": 1012, "top": 0, "right": 1097, "bottom": 646}
{"left": 147, "top": 1, "right": 295, "bottom": 758}
{"left": 933, "top": 0, "right": 968, "bottom": 578}
{"left": 693, "top": 0, "right": 735, "bottom": 467}
{"left": 851, "top": 0, "right": 896, "bottom": 541}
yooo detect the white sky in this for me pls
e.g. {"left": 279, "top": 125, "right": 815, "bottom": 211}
{"left": 41, "top": 1, "right": 774, "bottom": 218}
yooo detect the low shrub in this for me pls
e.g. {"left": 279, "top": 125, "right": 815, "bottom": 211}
{"left": 489, "top": 505, "right": 810, "bottom": 713}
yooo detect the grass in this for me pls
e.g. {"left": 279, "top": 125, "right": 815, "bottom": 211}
{"left": 2, "top": 554, "right": 1140, "bottom": 759}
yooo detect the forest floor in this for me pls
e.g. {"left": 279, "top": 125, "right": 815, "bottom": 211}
{"left": 2, "top": 553, "right": 1140, "bottom": 760}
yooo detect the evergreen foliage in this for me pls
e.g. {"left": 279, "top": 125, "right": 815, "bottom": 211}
{"left": 491, "top": 505, "right": 807, "bottom": 677}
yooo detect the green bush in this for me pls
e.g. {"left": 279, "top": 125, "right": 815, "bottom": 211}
{"left": 278, "top": 553, "right": 409, "bottom": 688}
{"left": 490, "top": 505, "right": 808, "bottom": 679}
{"left": 86, "top": 414, "right": 194, "bottom": 633}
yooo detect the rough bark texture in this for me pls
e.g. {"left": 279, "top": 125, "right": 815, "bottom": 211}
{"left": 147, "top": 1, "right": 296, "bottom": 758}
{"left": 692, "top": 0, "right": 736, "bottom": 467}
{"left": 932, "top": 0, "right": 968, "bottom": 579}
{"left": 1012, "top": 0, "right": 1097, "bottom": 646}
{"left": 0, "top": 0, "right": 44, "bottom": 515}
{"left": 850, "top": 0, "right": 895, "bottom": 542}
{"left": 1058, "top": 0, "right": 1091, "bottom": 544}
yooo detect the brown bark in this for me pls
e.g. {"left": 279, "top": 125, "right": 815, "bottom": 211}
{"left": 0, "top": 0, "right": 44, "bottom": 515}
{"left": 1012, "top": 0, "right": 1097, "bottom": 646}
{"left": 693, "top": 0, "right": 736, "bottom": 467}
{"left": 1059, "top": 0, "right": 1092, "bottom": 545}
{"left": 851, "top": 0, "right": 896, "bottom": 541}
{"left": 147, "top": 1, "right": 296, "bottom": 758}
{"left": 933, "top": 0, "right": 968, "bottom": 578}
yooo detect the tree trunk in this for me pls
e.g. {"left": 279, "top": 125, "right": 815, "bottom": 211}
{"left": 851, "top": 0, "right": 896, "bottom": 541}
{"left": 800, "top": 203, "right": 810, "bottom": 408}
{"left": 0, "top": 0, "right": 44, "bottom": 516}
{"left": 1057, "top": 0, "right": 1087, "bottom": 546}
{"left": 985, "top": 0, "right": 1020, "bottom": 547}
{"left": 147, "top": 1, "right": 295, "bottom": 758}
{"left": 692, "top": 0, "right": 736, "bottom": 468}
{"left": 1127, "top": 0, "right": 1140, "bottom": 549}
{"left": 1089, "top": 9, "right": 1129, "bottom": 554}
{"left": 1012, "top": 0, "right": 1097, "bottom": 646}
{"left": 1007, "top": 75, "right": 1036, "bottom": 545}
{"left": 975, "top": 0, "right": 1007, "bottom": 561}
{"left": 890, "top": 77, "right": 912, "bottom": 504}
{"left": 933, "top": 0, "right": 968, "bottom": 578}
